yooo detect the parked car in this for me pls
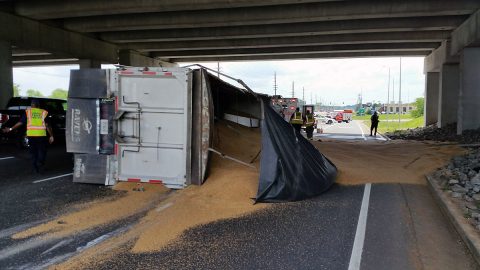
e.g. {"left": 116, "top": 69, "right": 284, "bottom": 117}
{"left": 0, "top": 97, "right": 66, "bottom": 147}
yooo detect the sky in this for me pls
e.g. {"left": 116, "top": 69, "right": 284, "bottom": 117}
{"left": 12, "top": 57, "right": 425, "bottom": 106}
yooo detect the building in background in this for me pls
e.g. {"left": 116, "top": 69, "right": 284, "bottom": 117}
{"left": 385, "top": 102, "right": 415, "bottom": 114}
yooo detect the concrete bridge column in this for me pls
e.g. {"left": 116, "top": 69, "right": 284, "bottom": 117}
{"left": 0, "top": 41, "right": 13, "bottom": 109}
{"left": 437, "top": 64, "right": 460, "bottom": 128}
{"left": 424, "top": 72, "right": 439, "bottom": 126}
{"left": 79, "top": 59, "right": 102, "bottom": 69}
{"left": 458, "top": 48, "right": 480, "bottom": 134}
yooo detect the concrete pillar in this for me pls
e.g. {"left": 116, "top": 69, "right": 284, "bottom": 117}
{"left": 424, "top": 72, "right": 439, "bottom": 126}
{"left": 458, "top": 48, "right": 480, "bottom": 133}
{"left": 437, "top": 64, "right": 460, "bottom": 128}
{"left": 0, "top": 41, "right": 13, "bottom": 109}
{"left": 79, "top": 59, "right": 102, "bottom": 69}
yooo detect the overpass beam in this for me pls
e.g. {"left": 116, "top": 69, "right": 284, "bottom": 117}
{"left": 0, "top": 41, "right": 13, "bottom": 108}
{"left": 437, "top": 64, "right": 460, "bottom": 128}
{"left": 118, "top": 50, "right": 177, "bottom": 67}
{"left": 0, "top": 11, "right": 118, "bottom": 64}
{"left": 457, "top": 48, "right": 480, "bottom": 133}
{"left": 451, "top": 10, "right": 480, "bottom": 56}
{"left": 79, "top": 59, "right": 102, "bottom": 69}
{"left": 424, "top": 40, "right": 459, "bottom": 73}
{"left": 424, "top": 72, "right": 439, "bottom": 126}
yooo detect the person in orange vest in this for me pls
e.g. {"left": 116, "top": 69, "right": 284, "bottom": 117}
{"left": 3, "top": 99, "right": 54, "bottom": 173}
{"left": 304, "top": 109, "right": 315, "bottom": 140}
{"left": 289, "top": 107, "right": 303, "bottom": 134}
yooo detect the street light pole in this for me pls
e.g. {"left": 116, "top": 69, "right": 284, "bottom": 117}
{"left": 398, "top": 57, "right": 402, "bottom": 126}
{"left": 386, "top": 67, "right": 390, "bottom": 130}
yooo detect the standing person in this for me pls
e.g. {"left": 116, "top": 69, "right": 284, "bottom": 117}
{"left": 304, "top": 109, "right": 315, "bottom": 140}
{"left": 3, "top": 99, "right": 54, "bottom": 173}
{"left": 289, "top": 107, "right": 303, "bottom": 134}
{"left": 370, "top": 111, "right": 379, "bottom": 136}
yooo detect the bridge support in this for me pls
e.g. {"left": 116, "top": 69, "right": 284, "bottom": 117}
{"left": 0, "top": 41, "right": 13, "bottom": 109}
{"left": 457, "top": 48, "right": 480, "bottom": 134}
{"left": 424, "top": 72, "right": 439, "bottom": 126}
{"left": 437, "top": 64, "right": 460, "bottom": 128}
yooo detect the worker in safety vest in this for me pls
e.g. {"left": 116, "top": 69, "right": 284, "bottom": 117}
{"left": 304, "top": 109, "right": 315, "bottom": 140}
{"left": 3, "top": 99, "right": 54, "bottom": 173}
{"left": 289, "top": 107, "right": 303, "bottom": 134}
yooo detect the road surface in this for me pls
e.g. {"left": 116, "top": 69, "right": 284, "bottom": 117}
{"left": 314, "top": 120, "right": 386, "bottom": 141}
{"left": 0, "top": 140, "right": 477, "bottom": 269}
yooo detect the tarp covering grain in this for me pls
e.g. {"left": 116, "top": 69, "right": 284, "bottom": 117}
{"left": 256, "top": 99, "right": 337, "bottom": 202}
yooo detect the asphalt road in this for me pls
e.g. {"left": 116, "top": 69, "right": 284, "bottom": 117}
{"left": 314, "top": 120, "right": 386, "bottom": 141}
{"left": 0, "top": 142, "right": 478, "bottom": 269}
{"left": 89, "top": 184, "right": 478, "bottom": 270}
{"left": 0, "top": 143, "right": 124, "bottom": 269}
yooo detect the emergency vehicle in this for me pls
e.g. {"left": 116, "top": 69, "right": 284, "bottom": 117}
{"left": 271, "top": 96, "right": 298, "bottom": 122}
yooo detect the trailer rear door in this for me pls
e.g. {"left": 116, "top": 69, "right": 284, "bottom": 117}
{"left": 115, "top": 69, "right": 191, "bottom": 189}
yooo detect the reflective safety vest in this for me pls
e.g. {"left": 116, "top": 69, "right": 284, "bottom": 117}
{"left": 26, "top": 108, "right": 48, "bottom": 137}
{"left": 290, "top": 111, "right": 303, "bottom": 125}
{"left": 305, "top": 113, "right": 315, "bottom": 127}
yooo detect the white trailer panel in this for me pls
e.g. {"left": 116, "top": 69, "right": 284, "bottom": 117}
{"left": 118, "top": 145, "right": 186, "bottom": 188}
{"left": 114, "top": 68, "right": 191, "bottom": 188}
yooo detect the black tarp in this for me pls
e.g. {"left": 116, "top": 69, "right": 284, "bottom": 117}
{"left": 256, "top": 99, "right": 337, "bottom": 203}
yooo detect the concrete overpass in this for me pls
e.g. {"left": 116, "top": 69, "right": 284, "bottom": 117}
{"left": 0, "top": 0, "right": 479, "bottom": 134}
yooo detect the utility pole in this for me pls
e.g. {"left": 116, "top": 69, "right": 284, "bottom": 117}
{"left": 273, "top": 72, "right": 277, "bottom": 96}
{"left": 386, "top": 67, "right": 390, "bottom": 129}
{"left": 217, "top": 62, "right": 220, "bottom": 78}
{"left": 392, "top": 77, "right": 395, "bottom": 116}
{"left": 310, "top": 91, "right": 313, "bottom": 104}
{"left": 302, "top": 87, "right": 305, "bottom": 102}
{"left": 399, "top": 57, "right": 402, "bottom": 125}
{"left": 292, "top": 81, "right": 295, "bottom": 97}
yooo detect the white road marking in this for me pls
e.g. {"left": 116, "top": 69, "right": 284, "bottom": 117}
{"left": 32, "top": 173, "right": 73, "bottom": 184}
{"left": 156, "top": 202, "right": 174, "bottom": 212}
{"left": 355, "top": 121, "right": 367, "bottom": 141}
{"left": 348, "top": 183, "right": 372, "bottom": 270}
{"left": 376, "top": 133, "right": 388, "bottom": 141}
{"left": 76, "top": 226, "right": 131, "bottom": 252}
{"left": 41, "top": 239, "right": 73, "bottom": 255}
{"left": 0, "top": 156, "right": 14, "bottom": 160}
{"left": 0, "top": 219, "right": 49, "bottom": 239}
{"left": 0, "top": 236, "right": 59, "bottom": 261}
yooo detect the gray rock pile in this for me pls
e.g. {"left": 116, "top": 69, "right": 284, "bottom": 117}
{"left": 432, "top": 148, "right": 480, "bottom": 229}
{"left": 386, "top": 123, "right": 480, "bottom": 144}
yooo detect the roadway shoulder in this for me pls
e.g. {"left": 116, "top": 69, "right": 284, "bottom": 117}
{"left": 427, "top": 175, "right": 480, "bottom": 267}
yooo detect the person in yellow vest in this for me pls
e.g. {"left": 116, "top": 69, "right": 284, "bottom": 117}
{"left": 304, "top": 109, "right": 315, "bottom": 140}
{"left": 289, "top": 107, "right": 304, "bottom": 134}
{"left": 3, "top": 99, "right": 54, "bottom": 173}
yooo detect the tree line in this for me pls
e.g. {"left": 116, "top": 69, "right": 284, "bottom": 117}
{"left": 13, "top": 84, "right": 68, "bottom": 100}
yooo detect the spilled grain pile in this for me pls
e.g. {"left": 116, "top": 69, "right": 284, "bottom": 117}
{"left": 131, "top": 120, "right": 267, "bottom": 252}
{"left": 13, "top": 182, "right": 169, "bottom": 240}
{"left": 54, "top": 121, "right": 267, "bottom": 269}
{"left": 51, "top": 121, "right": 467, "bottom": 269}
{"left": 312, "top": 140, "right": 464, "bottom": 185}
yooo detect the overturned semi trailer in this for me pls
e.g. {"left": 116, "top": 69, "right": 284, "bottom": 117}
{"left": 66, "top": 67, "right": 336, "bottom": 201}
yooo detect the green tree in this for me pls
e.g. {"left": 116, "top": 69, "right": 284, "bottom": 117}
{"left": 13, "top": 84, "right": 21, "bottom": 97}
{"left": 25, "top": 89, "right": 44, "bottom": 97}
{"left": 49, "top": 88, "right": 68, "bottom": 99}
{"left": 410, "top": 97, "right": 425, "bottom": 118}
